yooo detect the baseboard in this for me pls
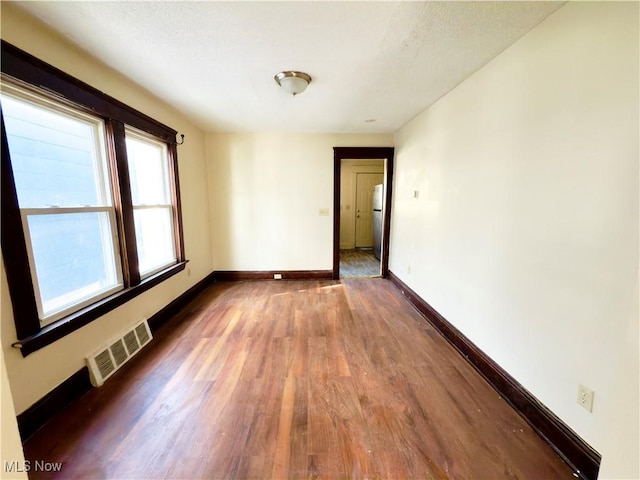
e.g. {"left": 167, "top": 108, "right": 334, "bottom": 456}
{"left": 387, "top": 271, "right": 601, "bottom": 480}
{"left": 16, "top": 367, "right": 92, "bottom": 442}
{"left": 214, "top": 270, "right": 333, "bottom": 281}
{"left": 16, "top": 270, "right": 217, "bottom": 442}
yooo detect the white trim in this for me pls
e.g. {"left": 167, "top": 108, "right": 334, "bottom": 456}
{"left": 21, "top": 206, "right": 113, "bottom": 215}
{"left": 139, "top": 259, "right": 179, "bottom": 280}
{"left": 40, "top": 285, "right": 124, "bottom": 326}
{"left": 131, "top": 204, "right": 172, "bottom": 210}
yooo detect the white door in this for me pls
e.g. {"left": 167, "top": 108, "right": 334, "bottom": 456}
{"left": 355, "top": 173, "right": 384, "bottom": 248}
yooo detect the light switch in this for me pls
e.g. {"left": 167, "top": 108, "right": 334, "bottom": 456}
{"left": 319, "top": 208, "right": 330, "bottom": 216}
{"left": 413, "top": 190, "right": 419, "bottom": 198}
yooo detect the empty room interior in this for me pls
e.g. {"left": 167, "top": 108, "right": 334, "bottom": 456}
{"left": 0, "top": 2, "right": 638, "bottom": 480}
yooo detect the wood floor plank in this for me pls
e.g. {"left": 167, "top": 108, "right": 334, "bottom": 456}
{"left": 272, "top": 376, "right": 296, "bottom": 479}
{"left": 23, "top": 278, "right": 574, "bottom": 479}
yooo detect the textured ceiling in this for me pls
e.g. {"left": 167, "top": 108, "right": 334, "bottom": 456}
{"left": 11, "top": 1, "right": 565, "bottom": 133}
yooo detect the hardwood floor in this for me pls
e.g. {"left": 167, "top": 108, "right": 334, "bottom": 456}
{"left": 23, "top": 278, "right": 573, "bottom": 479}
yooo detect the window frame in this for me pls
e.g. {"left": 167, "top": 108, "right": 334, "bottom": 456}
{"left": 1, "top": 41, "right": 186, "bottom": 356}
{"left": 125, "top": 127, "right": 178, "bottom": 279}
{"left": 3, "top": 85, "right": 126, "bottom": 325}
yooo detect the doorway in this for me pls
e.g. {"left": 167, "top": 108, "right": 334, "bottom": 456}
{"left": 333, "top": 147, "right": 395, "bottom": 280}
{"left": 338, "top": 166, "right": 383, "bottom": 278}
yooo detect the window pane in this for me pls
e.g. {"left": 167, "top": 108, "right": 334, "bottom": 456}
{"left": 1, "top": 94, "right": 109, "bottom": 208}
{"left": 134, "top": 208, "right": 176, "bottom": 276}
{"left": 26, "top": 212, "right": 121, "bottom": 319}
{"left": 125, "top": 134, "right": 170, "bottom": 205}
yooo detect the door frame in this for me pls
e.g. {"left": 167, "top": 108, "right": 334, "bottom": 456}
{"left": 333, "top": 147, "right": 395, "bottom": 280}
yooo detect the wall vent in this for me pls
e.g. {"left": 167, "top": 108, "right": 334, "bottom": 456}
{"left": 86, "top": 319, "right": 152, "bottom": 387}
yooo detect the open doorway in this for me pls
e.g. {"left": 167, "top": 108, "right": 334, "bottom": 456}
{"left": 333, "top": 147, "right": 395, "bottom": 280}
{"left": 339, "top": 163, "right": 384, "bottom": 277}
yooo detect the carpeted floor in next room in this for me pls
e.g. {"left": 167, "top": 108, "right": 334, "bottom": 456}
{"left": 339, "top": 248, "right": 380, "bottom": 278}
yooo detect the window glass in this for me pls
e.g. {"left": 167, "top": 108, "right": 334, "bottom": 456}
{"left": 1, "top": 94, "right": 109, "bottom": 208}
{"left": 126, "top": 135, "right": 170, "bottom": 205}
{"left": 133, "top": 208, "right": 176, "bottom": 276}
{"left": 26, "top": 212, "right": 121, "bottom": 318}
{"left": 125, "top": 130, "right": 176, "bottom": 276}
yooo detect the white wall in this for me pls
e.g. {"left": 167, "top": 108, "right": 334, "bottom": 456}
{"left": 206, "top": 133, "right": 392, "bottom": 271}
{"left": 389, "top": 3, "right": 639, "bottom": 478}
{"left": 340, "top": 160, "right": 385, "bottom": 249}
{"left": 1, "top": 4, "right": 213, "bottom": 414}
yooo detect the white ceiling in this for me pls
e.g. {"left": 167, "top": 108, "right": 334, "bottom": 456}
{"left": 12, "top": 1, "right": 565, "bottom": 134}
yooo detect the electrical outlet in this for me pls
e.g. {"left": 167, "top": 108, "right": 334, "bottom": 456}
{"left": 273, "top": 273, "right": 282, "bottom": 280}
{"left": 577, "top": 384, "right": 594, "bottom": 412}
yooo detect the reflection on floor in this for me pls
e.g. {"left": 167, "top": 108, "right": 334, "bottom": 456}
{"left": 340, "top": 248, "right": 380, "bottom": 278}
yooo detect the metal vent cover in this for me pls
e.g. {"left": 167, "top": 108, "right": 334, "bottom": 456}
{"left": 110, "top": 339, "right": 128, "bottom": 367}
{"left": 135, "top": 323, "right": 150, "bottom": 345}
{"left": 95, "top": 349, "right": 115, "bottom": 379}
{"left": 86, "top": 318, "right": 152, "bottom": 387}
{"left": 123, "top": 331, "right": 140, "bottom": 355}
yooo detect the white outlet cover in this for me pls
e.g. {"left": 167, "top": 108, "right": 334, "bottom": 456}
{"left": 577, "top": 384, "right": 594, "bottom": 412}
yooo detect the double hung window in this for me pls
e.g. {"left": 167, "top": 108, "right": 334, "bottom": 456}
{"left": 2, "top": 86, "right": 123, "bottom": 325}
{"left": 1, "top": 41, "right": 185, "bottom": 355}
{"left": 125, "top": 130, "right": 177, "bottom": 278}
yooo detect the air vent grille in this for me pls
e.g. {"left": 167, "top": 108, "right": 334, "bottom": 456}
{"left": 110, "top": 339, "right": 128, "bottom": 367}
{"left": 123, "top": 331, "right": 140, "bottom": 355}
{"left": 95, "top": 349, "right": 115, "bottom": 379}
{"left": 86, "top": 319, "right": 153, "bottom": 387}
{"left": 135, "top": 323, "right": 150, "bottom": 345}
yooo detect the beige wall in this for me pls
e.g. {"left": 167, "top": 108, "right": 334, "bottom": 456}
{"left": 339, "top": 160, "right": 385, "bottom": 249}
{"left": 1, "top": 348, "right": 27, "bottom": 479}
{"left": 206, "top": 133, "right": 392, "bottom": 271}
{"left": 0, "top": 4, "right": 213, "bottom": 414}
{"left": 390, "top": 3, "right": 639, "bottom": 479}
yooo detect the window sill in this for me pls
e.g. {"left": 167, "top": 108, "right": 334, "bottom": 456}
{"left": 12, "top": 261, "right": 187, "bottom": 357}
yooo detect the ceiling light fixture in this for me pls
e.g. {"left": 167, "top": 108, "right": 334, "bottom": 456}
{"left": 274, "top": 71, "right": 312, "bottom": 96}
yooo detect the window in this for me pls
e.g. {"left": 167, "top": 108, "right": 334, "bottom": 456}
{"left": 1, "top": 41, "right": 185, "bottom": 355}
{"left": 125, "top": 129, "right": 177, "bottom": 277}
{"left": 2, "top": 86, "right": 123, "bottom": 325}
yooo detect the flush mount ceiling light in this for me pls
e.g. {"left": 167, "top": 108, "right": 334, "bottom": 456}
{"left": 274, "top": 71, "right": 312, "bottom": 96}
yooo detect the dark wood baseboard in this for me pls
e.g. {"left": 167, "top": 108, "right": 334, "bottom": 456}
{"left": 214, "top": 270, "right": 333, "bottom": 281}
{"left": 147, "top": 271, "right": 217, "bottom": 332}
{"left": 387, "top": 271, "right": 601, "bottom": 480}
{"left": 16, "top": 367, "right": 92, "bottom": 442}
{"left": 16, "top": 270, "right": 218, "bottom": 442}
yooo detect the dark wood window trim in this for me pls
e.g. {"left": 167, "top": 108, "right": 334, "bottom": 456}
{"left": 1, "top": 41, "right": 186, "bottom": 356}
